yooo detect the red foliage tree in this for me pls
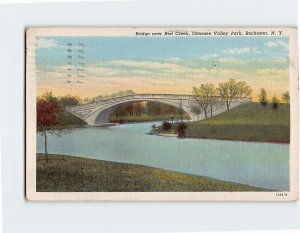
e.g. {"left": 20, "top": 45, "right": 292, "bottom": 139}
{"left": 37, "top": 99, "right": 60, "bottom": 160}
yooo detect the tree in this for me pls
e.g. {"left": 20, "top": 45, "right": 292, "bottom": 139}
{"left": 208, "top": 85, "right": 217, "bottom": 116}
{"left": 177, "top": 122, "right": 187, "bottom": 138}
{"left": 125, "top": 103, "right": 134, "bottom": 116}
{"left": 41, "top": 91, "right": 59, "bottom": 104}
{"left": 170, "top": 114, "right": 174, "bottom": 124}
{"left": 154, "top": 105, "right": 162, "bottom": 115}
{"left": 237, "top": 81, "right": 253, "bottom": 98}
{"left": 191, "top": 104, "right": 202, "bottom": 121}
{"left": 162, "top": 121, "right": 172, "bottom": 131}
{"left": 37, "top": 99, "right": 61, "bottom": 161}
{"left": 177, "top": 101, "right": 184, "bottom": 122}
{"left": 282, "top": 91, "right": 290, "bottom": 104}
{"left": 165, "top": 105, "right": 177, "bottom": 115}
{"left": 152, "top": 124, "right": 157, "bottom": 130}
{"left": 134, "top": 102, "right": 145, "bottom": 116}
{"left": 217, "top": 79, "right": 252, "bottom": 111}
{"left": 116, "top": 89, "right": 135, "bottom": 96}
{"left": 146, "top": 102, "right": 156, "bottom": 115}
{"left": 59, "top": 95, "right": 81, "bottom": 107}
{"left": 192, "top": 84, "right": 216, "bottom": 118}
{"left": 258, "top": 88, "right": 268, "bottom": 114}
{"left": 271, "top": 96, "right": 279, "bottom": 123}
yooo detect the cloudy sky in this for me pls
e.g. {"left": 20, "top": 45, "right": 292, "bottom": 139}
{"left": 35, "top": 36, "right": 289, "bottom": 101}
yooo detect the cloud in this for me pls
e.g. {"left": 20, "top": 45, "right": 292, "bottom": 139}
{"left": 102, "top": 60, "right": 182, "bottom": 71}
{"left": 202, "top": 40, "right": 288, "bottom": 58}
{"left": 199, "top": 53, "right": 220, "bottom": 60}
{"left": 85, "top": 67, "right": 121, "bottom": 77}
{"left": 264, "top": 41, "right": 277, "bottom": 48}
{"left": 222, "top": 47, "right": 250, "bottom": 55}
{"left": 36, "top": 57, "right": 289, "bottom": 100}
{"left": 252, "top": 46, "right": 263, "bottom": 54}
{"left": 264, "top": 40, "right": 288, "bottom": 50}
{"left": 253, "top": 68, "right": 289, "bottom": 79}
{"left": 38, "top": 58, "right": 289, "bottom": 83}
{"left": 36, "top": 38, "right": 59, "bottom": 49}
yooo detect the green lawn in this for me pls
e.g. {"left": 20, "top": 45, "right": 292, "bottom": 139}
{"left": 199, "top": 103, "right": 289, "bottom": 126}
{"left": 109, "top": 113, "right": 189, "bottom": 123}
{"left": 36, "top": 154, "right": 267, "bottom": 192}
{"left": 58, "top": 111, "right": 87, "bottom": 127}
{"left": 154, "top": 103, "right": 290, "bottom": 143}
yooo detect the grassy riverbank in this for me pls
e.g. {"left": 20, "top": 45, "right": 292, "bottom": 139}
{"left": 151, "top": 103, "right": 290, "bottom": 143}
{"left": 109, "top": 113, "right": 189, "bottom": 123}
{"left": 36, "top": 154, "right": 266, "bottom": 192}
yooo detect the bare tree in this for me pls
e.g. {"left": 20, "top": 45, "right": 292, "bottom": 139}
{"left": 258, "top": 88, "right": 268, "bottom": 114}
{"left": 237, "top": 81, "right": 253, "bottom": 98}
{"left": 178, "top": 101, "right": 184, "bottom": 122}
{"left": 193, "top": 84, "right": 216, "bottom": 118}
{"left": 208, "top": 85, "right": 217, "bottom": 116}
{"left": 217, "top": 79, "right": 252, "bottom": 111}
{"left": 271, "top": 95, "right": 279, "bottom": 123}
{"left": 282, "top": 91, "right": 290, "bottom": 104}
{"left": 191, "top": 104, "right": 202, "bottom": 121}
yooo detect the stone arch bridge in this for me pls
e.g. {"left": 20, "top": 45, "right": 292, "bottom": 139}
{"left": 66, "top": 94, "right": 251, "bottom": 125}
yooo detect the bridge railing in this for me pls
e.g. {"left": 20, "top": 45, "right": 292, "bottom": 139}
{"left": 66, "top": 94, "right": 195, "bottom": 110}
{"left": 66, "top": 94, "right": 252, "bottom": 111}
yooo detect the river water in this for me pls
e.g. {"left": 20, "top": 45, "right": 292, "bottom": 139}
{"left": 36, "top": 122, "right": 289, "bottom": 191}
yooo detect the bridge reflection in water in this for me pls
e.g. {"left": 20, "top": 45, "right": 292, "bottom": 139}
{"left": 66, "top": 94, "right": 251, "bottom": 125}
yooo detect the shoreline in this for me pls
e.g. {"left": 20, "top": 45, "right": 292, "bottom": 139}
{"left": 36, "top": 153, "right": 269, "bottom": 192}
{"left": 149, "top": 131, "right": 290, "bottom": 144}
{"left": 52, "top": 123, "right": 289, "bottom": 144}
{"left": 148, "top": 103, "right": 290, "bottom": 144}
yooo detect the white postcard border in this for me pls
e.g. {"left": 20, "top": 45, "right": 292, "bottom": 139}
{"left": 26, "top": 27, "right": 299, "bottom": 201}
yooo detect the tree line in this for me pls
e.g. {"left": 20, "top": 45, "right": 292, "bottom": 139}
{"left": 112, "top": 101, "right": 178, "bottom": 118}
{"left": 258, "top": 88, "right": 289, "bottom": 123}
{"left": 192, "top": 79, "right": 252, "bottom": 119}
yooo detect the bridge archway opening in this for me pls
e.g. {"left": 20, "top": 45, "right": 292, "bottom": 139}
{"left": 94, "top": 100, "right": 191, "bottom": 125}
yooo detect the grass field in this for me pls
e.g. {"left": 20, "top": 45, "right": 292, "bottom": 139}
{"left": 36, "top": 154, "right": 267, "bottom": 192}
{"left": 109, "top": 113, "right": 189, "bottom": 123}
{"left": 153, "top": 103, "right": 290, "bottom": 143}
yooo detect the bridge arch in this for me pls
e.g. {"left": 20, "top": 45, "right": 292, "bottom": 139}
{"left": 66, "top": 94, "right": 251, "bottom": 125}
{"left": 89, "top": 98, "right": 192, "bottom": 125}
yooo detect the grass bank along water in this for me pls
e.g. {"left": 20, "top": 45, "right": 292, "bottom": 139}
{"left": 36, "top": 154, "right": 267, "bottom": 192}
{"left": 109, "top": 113, "right": 189, "bottom": 124}
{"left": 151, "top": 103, "right": 290, "bottom": 143}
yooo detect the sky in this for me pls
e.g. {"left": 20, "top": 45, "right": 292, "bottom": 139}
{"left": 35, "top": 36, "right": 289, "bottom": 101}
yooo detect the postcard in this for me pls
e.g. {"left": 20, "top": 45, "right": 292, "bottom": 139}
{"left": 26, "top": 27, "right": 298, "bottom": 201}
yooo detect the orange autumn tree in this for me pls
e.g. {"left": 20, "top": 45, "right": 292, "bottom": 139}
{"left": 37, "top": 98, "right": 61, "bottom": 161}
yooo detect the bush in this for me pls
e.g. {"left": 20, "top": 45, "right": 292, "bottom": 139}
{"left": 118, "top": 119, "right": 126, "bottom": 124}
{"left": 110, "top": 119, "right": 126, "bottom": 124}
{"left": 162, "top": 121, "right": 172, "bottom": 131}
{"left": 177, "top": 122, "right": 187, "bottom": 138}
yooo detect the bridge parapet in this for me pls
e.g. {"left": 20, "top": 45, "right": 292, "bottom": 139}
{"left": 66, "top": 94, "right": 196, "bottom": 111}
{"left": 66, "top": 94, "right": 252, "bottom": 125}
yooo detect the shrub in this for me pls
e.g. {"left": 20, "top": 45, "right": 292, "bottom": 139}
{"left": 177, "top": 122, "right": 187, "bottom": 138}
{"left": 152, "top": 124, "right": 157, "bottom": 130}
{"left": 162, "top": 121, "right": 172, "bottom": 131}
{"left": 118, "top": 119, "right": 126, "bottom": 124}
